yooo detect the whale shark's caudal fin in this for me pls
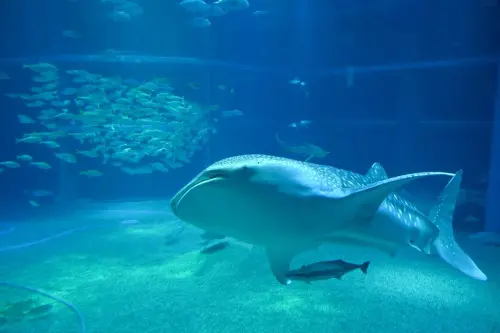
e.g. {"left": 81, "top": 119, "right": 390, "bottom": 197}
{"left": 429, "top": 170, "right": 487, "bottom": 281}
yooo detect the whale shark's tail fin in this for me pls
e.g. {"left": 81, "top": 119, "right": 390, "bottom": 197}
{"left": 429, "top": 170, "right": 487, "bottom": 281}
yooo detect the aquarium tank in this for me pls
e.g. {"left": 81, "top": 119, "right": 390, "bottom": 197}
{"left": 0, "top": 0, "right": 499, "bottom": 332}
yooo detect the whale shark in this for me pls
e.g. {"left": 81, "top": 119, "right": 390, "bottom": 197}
{"left": 170, "top": 154, "right": 486, "bottom": 284}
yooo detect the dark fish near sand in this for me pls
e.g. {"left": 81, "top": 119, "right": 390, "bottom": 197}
{"left": 164, "top": 222, "right": 185, "bottom": 246}
{"left": 27, "top": 304, "right": 53, "bottom": 316}
{"left": 286, "top": 260, "right": 370, "bottom": 283}
{"left": 200, "top": 239, "right": 230, "bottom": 254}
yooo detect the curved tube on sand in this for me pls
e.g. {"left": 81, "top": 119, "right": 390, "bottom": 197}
{"left": 0, "top": 281, "right": 86, "bottom": 333}
{"left": 0, "top": 226, "right": 94, "bottom": 252}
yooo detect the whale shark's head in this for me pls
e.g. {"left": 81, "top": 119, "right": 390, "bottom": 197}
{"left": 170, "top": 154, "right": 328, "bottom": 246}
{"left": 171, "top": 161, "right": 250, "bottom": 217}
{"left": 170, "top": 155, "right": 326, "bottom": 220}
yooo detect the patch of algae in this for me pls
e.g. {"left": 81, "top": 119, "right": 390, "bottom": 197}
{"left": 1, "top": 221, "right": 500, "bottom": 333}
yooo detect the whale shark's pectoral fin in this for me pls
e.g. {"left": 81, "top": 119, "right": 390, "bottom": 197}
{"left": 328, "top": 172, "right": 455, "bottom": 225}
{"left": 266, "top": 247, "right": 297, "bottom": 285}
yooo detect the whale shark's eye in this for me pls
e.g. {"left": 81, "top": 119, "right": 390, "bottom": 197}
{"left": 206, "top": 171, "right": 227, "bottom": 179}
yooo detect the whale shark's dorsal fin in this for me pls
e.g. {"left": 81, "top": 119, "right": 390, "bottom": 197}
{"left": 365, "top": 162, "right": 388, "bottom": 182}
{"left": 330, "top": 172, "right": 453, "bottom": 223}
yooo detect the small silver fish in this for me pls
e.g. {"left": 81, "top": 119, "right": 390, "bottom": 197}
{"left": 188, "top": 17, "right": 211, "bottom": 28}
{"left": 24, "top": 189, "right": 54, "bottom": 197}
{"left": 288, "top": 120, "right": 312, "bottom": 129}
{"left": 252, "top": 10, "right": 269, "bottom": 17}
{"left": 180, "top": 0, "right": 210, "bottom": 12}
{"left": 288, "top": 77, "right": 306, "bottom": 86}
{"left": 214, "top": 0, "right": 249, "bottom": 11}
{"left": 286, "top": 260, "right": 370, "bottom": 284}
{"left": 221, "top": 109, "right": 243, "bottom": 118}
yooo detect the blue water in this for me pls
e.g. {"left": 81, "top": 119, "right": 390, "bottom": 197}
{"left": 0, "top": 1, "right": 499, "bottom": 332}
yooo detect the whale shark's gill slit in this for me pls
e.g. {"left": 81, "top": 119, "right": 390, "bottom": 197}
{"left": 357, "top": 202, "right": 381, "bottom": 222}
{"left": 205, "top": 170, "right": 230, "bottom": 180}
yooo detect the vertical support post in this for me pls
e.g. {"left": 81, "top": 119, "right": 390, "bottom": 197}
{"left": 396, "top": 75, "right": 420, "bottom": 173}
{"left": 485, "top": 63, "right": 500, "bottom": 232}
{"left": 21, "top": 1, "right": 74, "bottom": 203}
{"left": 295, "top": 0, "right": 313, "bottom": 119}
{"left": 58, "top": 141, "right": 73, "bottom": 204}
{"left": 199, "top": 25, "right": 214, "bottom": 167}
{"left": 48, "top": 6, "right": 73, "bottom": 203}
{"left": 395, "top": 3, "right": 428, "bottom": 174}
{"left": 203, "top": 69, "right": 213, "bottom": 167}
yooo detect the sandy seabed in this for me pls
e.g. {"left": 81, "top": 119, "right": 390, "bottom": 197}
{"left": 0, "top": 200, "right": 499, "bottom": 333}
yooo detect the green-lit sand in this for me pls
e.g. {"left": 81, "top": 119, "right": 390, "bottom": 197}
{"left": 1, "top": 200, "right": 499, "bottom": 333}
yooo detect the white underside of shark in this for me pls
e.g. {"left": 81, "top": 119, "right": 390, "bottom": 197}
{"left": 170, "top": 154, "right": 487, "bottom": 284}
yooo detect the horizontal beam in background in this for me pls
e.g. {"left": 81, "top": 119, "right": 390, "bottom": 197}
{"left": 0, "top": 54, "right": 497, "bottom": 77}
{"left": 485, "top": 63, "right": 500, "bottom": 232}
{"left": 232, "top": 120, "right": 493, "bottom": 129}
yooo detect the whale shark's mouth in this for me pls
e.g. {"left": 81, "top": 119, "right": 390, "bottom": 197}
{"left": 170, "top": 172, "right": 229, "bottom": 216}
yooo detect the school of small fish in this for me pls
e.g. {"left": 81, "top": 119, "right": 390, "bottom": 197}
{"left": 180, "top": 0, "right": 270, "bottom": 28}
{"left": 1, "top": 62, "right": 218, "bottom": 180}
{"left": 0, "top": 0, "right": 313, "bottom": 207}
{"left": 61, "top": 0, "right": 271, "bottom": 40}
{"left": 102, "top": 0, "right": 144, "bottom": 22}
